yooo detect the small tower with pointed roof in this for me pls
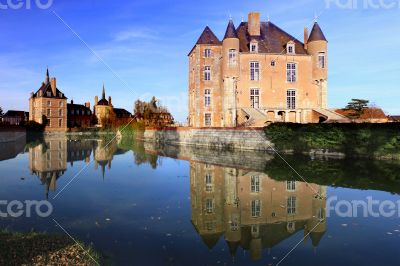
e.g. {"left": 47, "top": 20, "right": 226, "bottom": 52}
{"left": 307, "top": 22, "right": 329, "bottom": 108}
{"left": 222, "top": 19, "right": 240, "bottom": 127}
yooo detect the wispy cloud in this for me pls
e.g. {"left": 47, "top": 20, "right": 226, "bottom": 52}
{"left": 113, "top": 28, "right": 158, "bottom": 42}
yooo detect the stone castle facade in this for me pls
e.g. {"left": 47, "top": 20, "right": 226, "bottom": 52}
{"left": 188, "top": 12, "right": 345, "bottom": 127}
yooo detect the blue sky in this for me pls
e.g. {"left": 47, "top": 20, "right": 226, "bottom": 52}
{"left": 1, "top": 0, "right": 400, "bottom": 121}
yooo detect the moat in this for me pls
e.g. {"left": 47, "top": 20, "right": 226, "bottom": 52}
{"left": 1, "top": 137, "right": 400, "bottom": 265}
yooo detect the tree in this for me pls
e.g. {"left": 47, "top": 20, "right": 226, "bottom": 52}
{"left": 345, "top": 99, "right": 369, "bottom": 119}
{"left": 0, "top": 106, "right": 3, "bottom": 118}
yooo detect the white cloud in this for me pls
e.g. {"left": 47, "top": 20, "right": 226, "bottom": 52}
{"left": 113, "top": 28, "right": 158, "bottom": 42}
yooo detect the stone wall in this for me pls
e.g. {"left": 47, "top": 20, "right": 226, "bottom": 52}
{"left": 0, "top": 128, "right": 26, "bottom": 143}
{"left": 140, "top": 127, "right": 274, "bottom": 151}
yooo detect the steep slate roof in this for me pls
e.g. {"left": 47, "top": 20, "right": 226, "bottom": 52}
{"left": 236, "top": 21, "right": 308, "bottom": 54}
{"left": 33, "top": 82, "right": 67, "bottom": 99}
{"left": 113, "top": 108, "right": 132, "bottom": 118}
{"left": 67, "top": 103, "right": 92, "bottom": 115}
{"left": 224, "top": 20, "right": 238, "bottom": 39}
{"left": 308, "top": 22, "right": 327, "bottom": 42}
{"left": 196, "top": 26, "right": 221, "bottom": 45}
{"left": 188, "top": 26, "right": 221, "bottom": 55}
{"left": 190, "top": 20, "right": 310, "bottom": 55}
{"left": 3, "top": 110, "right": 28, "bottom": 118}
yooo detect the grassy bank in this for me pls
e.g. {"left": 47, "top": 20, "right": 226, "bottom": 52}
{"left": 264, "top": 123, "right": 400, "bottom": 159}
{"left": 0, "top": 230, "right": 100, "bottom": 265}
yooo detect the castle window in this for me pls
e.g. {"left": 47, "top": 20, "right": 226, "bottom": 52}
{"left": 251, "top": 175, "right": 260, "bottom": 193}
{"left": 286, "top": 63, "right": 297, "bottom": 83}
{"left": 250, "top": 42, "right": 258, "bottom": 53}
{"left": 206, "top": 199, "right": 214, "bottom": 213}
{"left": 47, "top": 91, "right": 51, "bottom": 97}
{"left": 251, "top": 200, "right": 261, "bottom": 217}
{"left": 228, "top": 49, "right": 237, "bottom": 66}
{"left": 287, "top": 196, "right": 297, "bottom": 215}
{"left": 287, "top": 180, "right": 296, "bottom": 191}
{"left": 250, "top": 61, "right": 260, "bottom": 81}
{"left": 71, "top": 110, "right": 74, "bottom": 115}
{"left": 47, "top": 109, "right": 51, "bottom": 116}
{"left": 59, "top": 102, "right": 63, "bottom": 107}
{"left": 271, "top": 60, "right": 276, "bottom": 67}
{"left": 250, "top": 88, "right": 260, "bottom": 109}
{"left": 205, "top": 173, "right": 212, "bottom": 192}
{"left": 287, "top": 89, "right": 296, "bottom": 110}
{"left": 204, "top": 66, "right": 211, "bottom": 81}
{"left": 318, "top": 52, "right": 326, "bottom": 69}
{"left": 59, "top": 109, "right": 63, "bottom": 117}
{"left": 58, "top": 119, "right": 62, "bottom": 127}
{"left": 204, "top": 113, "right": 212, "bottom": 127}
{"left": 47, "top": 101, "right": 51, "bottom": 107}
{"left": 287, "top": 42, "right": 295, "bottom": 54}
{"left": 204, "top": 48, "right": 212, "bottom": 58}
{"left": 204, "top": 89, "right": 211, "bottom": 107}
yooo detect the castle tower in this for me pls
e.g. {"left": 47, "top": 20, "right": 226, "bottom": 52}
{"left": 222, "top": 20, "right": 240, "bottom": 127}
{"left": 307, "top": 22, "right": 328, "bottom": 108}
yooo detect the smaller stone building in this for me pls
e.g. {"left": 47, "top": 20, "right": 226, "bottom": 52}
{"left": 67, "top": 100, "right": 93, "bottom": 128}
{"left": 93, "top": 84, "right": 133, "bottom": 127}
{"left": 29, "top": 68, "right": 68, "bottom": 131}
{"left": 2, "top": 110, "right": 29, "bottom": 125}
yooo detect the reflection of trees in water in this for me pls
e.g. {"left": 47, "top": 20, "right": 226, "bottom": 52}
{"left": 264, "top": 155, "right": 400, "bottom": 194}
{"left": 117, "top": 137, "right": 159, "bottom": 169}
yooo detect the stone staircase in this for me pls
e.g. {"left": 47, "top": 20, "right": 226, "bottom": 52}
{"left": 240, "top": 108, "right": 268, "bottom": 127}
{"left": 313, "top": 108, "right": 350, "bottom": 122}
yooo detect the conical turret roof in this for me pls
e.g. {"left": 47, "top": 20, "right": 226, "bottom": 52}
{"left": 308, "top": 22, "right": 327, "bottom": 42}
{"left": 224, "top": 20, "right": 238, "bottom": 39}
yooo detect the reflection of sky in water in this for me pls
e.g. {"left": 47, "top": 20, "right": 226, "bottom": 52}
{"left": 0, "top": 139, "right": 399, "bottom": 265}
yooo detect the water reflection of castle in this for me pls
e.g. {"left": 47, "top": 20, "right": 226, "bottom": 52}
{"left": 190, "top": 161, "right": 327, "bottom": 260}
{"left": 28, "top": 137, "right": 127, "bottom": 198}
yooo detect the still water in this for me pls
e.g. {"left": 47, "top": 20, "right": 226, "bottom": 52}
{"left": 1, "top": 136, "right": 400, "bottom": 265}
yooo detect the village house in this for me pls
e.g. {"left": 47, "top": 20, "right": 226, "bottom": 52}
{"left": 188, "top": 12, "right": 347, "bottom": 127}
{"left": 2, "top": 110, "right": 29, "bottom": 125}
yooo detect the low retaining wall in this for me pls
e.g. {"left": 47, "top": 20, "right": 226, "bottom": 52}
{"left": 0, "top": 128, "right": 26, "bottom": 143}
{"left": 140, "top": 127, "right": 274, "bottom": 151}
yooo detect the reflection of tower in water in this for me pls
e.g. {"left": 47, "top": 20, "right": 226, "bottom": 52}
{"left": 29, "top": 137, "right": 67, "bottom": 199}
{"left": 190, "top": 161, "right": 327, "bottom": 261}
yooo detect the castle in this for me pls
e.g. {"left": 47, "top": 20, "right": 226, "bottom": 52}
{"left": 188, "top": 12, "right": 346, "bottom": 127}
{"left": 29, "top": 69, "right": 132, "bottom": 131}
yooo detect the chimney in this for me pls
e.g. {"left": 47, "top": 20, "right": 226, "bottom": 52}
{"left": 50, "top": 78, "right": 57, "bottom": 96}
{"left": 108, "top": 96, "right": 112, "bottom": 106}
{"left": 95, "top": 96, "right": 98, "bottom": 105}
{"left": 85, "top": 102, "right": 90, "bottom": 109}
{"left": 71, "top": 99, "right": 74, "bottom": 104}
{"left": 248, "top": 12, "right": 261, "bottom": 36}
{"left": 304, "top": 27, "right": 309, "bottom": 50}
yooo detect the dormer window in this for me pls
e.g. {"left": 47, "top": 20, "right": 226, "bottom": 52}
{"left": 250, "top": 41, "right": 258, "bottom": 53}
{"left": 47, "top": 91, "right": 51, "bottom": 97}
{"left": 287, "top": 42, "right": 295, "bottom": 55}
